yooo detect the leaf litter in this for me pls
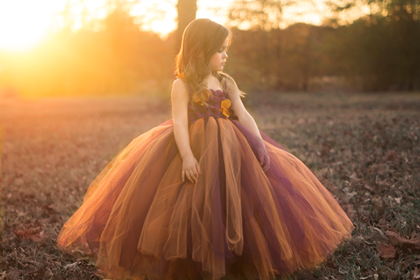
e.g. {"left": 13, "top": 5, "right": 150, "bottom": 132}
{"left": 1, "top": 93, "right": 420, "bottom": 279}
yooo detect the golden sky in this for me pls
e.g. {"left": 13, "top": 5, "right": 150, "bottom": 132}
{"left": 0, "top": 0, "right": 368, "bottom": 51}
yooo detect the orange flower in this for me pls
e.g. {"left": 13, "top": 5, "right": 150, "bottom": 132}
{"left": 193, "top": 95, "right": 204, "bottom": 105}
{"left": 219, "top": 98, "right": 231, "bottom": 117}
{"left": 193, "top": 90, "right": 211, "bottom": 106}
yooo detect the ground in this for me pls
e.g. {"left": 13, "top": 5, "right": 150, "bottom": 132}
{"left": 0, "top": 92, "right": 419, "bottom": 280}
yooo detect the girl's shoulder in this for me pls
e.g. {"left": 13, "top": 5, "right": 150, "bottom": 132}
{"left": 171, "top": 78, "right": 192, "bottom": 101}
{"left": 173, "top": 77, "right": 187, "bottom": 88}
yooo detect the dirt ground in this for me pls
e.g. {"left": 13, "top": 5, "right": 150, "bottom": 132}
{"left": 1, "top": 92, "right": 419, "bottom": 279}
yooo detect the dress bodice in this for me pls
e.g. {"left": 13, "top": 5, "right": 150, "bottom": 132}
{"left": 188, "top": 89, "right": 239, "bottom": 123}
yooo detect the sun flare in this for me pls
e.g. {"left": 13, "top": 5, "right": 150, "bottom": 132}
{"left": 0, "top": 0, "right": 362, "bottom": 52}
{"left": 0, "top": 0, "right": 63, "bottom": 51}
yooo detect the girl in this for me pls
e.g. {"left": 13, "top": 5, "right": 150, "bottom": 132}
{"left": 57, "top": 18, "right": 354, "bottom": 280}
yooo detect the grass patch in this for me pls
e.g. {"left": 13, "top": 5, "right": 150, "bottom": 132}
{"left": 1, "top": 92, "right": 420, "bottom": 279}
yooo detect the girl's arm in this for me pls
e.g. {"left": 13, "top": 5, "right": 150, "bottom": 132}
{"left": 228, "top": 88, "right": 263, "bottom": 141}
{"left": 171, "top": 78, "right": 201, "bottom": 183}
{"left": 228, "top": 83, "right": 270, "bottom": 171}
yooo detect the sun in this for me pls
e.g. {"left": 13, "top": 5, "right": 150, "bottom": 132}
{"left": 0, "top": 0, "right": 62, "bottom": 52}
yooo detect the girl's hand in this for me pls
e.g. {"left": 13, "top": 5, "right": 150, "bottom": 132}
{"left": 182, "top": 155, "right": 201, "bottom": 184}
{"left": 255, "top": 138, "right": 270, "bottom": 172}
{"left": 260, "top": 151, "right": 270, "bottom": 172}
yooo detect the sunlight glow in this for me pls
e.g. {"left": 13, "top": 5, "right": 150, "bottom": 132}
{"left": 0, "top": 0, "right": 62, "bottom": 51}
{"left": 0, "top": 0, "right": 368, "bottom": 51}
{"left": 130, "top": 1, "right": 177, "bottom": 38}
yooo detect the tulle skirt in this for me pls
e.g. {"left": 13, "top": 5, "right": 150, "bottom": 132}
{"left": 57, "top": 117, "right": 354, "bottom": 280}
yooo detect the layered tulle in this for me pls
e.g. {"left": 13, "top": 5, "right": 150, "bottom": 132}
{"left": 57, "top": 117, "right": 354, "bottom": 280}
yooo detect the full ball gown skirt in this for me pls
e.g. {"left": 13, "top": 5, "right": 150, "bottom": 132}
{"left": 57, "top": 89, "right": 354, "bottom": 280}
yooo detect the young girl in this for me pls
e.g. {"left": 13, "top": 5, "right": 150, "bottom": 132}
{"left": 57, "top": 18, "right": 354, "bottom": 280}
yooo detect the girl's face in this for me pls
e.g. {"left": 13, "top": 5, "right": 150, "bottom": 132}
{"left": 209, "top": 36, "right": 229, "bottom": 72}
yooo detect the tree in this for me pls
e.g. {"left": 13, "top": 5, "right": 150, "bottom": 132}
{"left": 176, "top": 0, "right": 197, "bottom": 52}
{"left": 326, "top": 0, "right": 420, "bottom": 90}
{"left": 227, "top": 0, "right": 286, "bottom": 31}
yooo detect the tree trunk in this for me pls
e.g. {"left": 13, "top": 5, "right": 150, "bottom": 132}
{"left": 176, "top": 0, "right": 197, "bottom": 52}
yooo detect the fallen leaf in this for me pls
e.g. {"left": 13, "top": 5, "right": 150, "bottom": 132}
{"left": 413, "top": 268, "right": 420, "bottom": 280}
{"left": 367, "top": 227, "right": 389, "bottom": 243}
{"left": 385, "top": 231, "right": 420, "bottom": 250}
{"left": 376, "top": 242, "right": 396, "bottom": 259}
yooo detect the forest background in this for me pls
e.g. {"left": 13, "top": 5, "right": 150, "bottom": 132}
{"left": 1, "top": 0, "right": 419, "bottom": 99}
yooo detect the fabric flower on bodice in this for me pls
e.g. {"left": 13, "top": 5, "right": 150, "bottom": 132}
{"left": 219, "top": 99, "right": 232, "bottom": 117}
{"left": 193, "top": 90, "right": 211, "bottom": 106}
{"left": 188, "top": 89, "right": 239, "bottom": 123}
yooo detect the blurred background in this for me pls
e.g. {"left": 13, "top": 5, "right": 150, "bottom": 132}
{"left": 0, "top": 0, "right": 419, "bottom": 99}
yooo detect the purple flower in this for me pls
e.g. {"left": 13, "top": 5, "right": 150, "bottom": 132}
{"left": 187, "top": 89, "right": 239, "bottom": 123}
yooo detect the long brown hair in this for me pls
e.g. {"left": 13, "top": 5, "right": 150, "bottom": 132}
{"left": 174, "top": 18, "right": 245, "bottom": 106}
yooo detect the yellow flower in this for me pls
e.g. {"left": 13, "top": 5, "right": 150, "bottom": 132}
{"left": 193, "top": 90, "right": 211, "bottom": 106}
{"left": 219, "top": 98, "right": 231, "bottom": 117}
{"left": 193, "top": 95, "right": 204, "bottom": 105}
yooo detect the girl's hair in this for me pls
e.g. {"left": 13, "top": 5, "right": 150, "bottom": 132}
{"left": 174, "top": 18, "right": 246, "bottom": 106}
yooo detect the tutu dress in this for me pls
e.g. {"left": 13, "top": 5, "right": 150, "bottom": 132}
{"left": 57, "top": 86, "right": 354, "bottom": 280}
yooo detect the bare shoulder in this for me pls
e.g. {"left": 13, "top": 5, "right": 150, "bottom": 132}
{"left": 171, "top": 78, "right": 189, "bottom": 100}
